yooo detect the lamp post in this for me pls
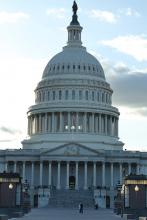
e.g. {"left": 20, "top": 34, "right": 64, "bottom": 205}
{"left": 8, "top": 182, "right": 14, "bottom": 209}
{"left": 134, "top": 185, "right": 139, "bottom": 208}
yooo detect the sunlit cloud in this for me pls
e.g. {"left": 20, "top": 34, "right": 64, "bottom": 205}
{"left": 100, "top": 35, "right": 147, "bottom": 61}
{"left": 89, "top": 9, "right": 117, "bottom": 23}
{"left": 119, "top": 8, "right": 140, "bottom": 17}
{"left": 0, "top": 11, "right": 29, "bottom": 24}
{"left": 46, "top": 8, "right": 66, "bottom": 19}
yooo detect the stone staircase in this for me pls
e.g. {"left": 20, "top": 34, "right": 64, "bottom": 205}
{"left": 49, "top": 189, "right": 94, "bottom": 208}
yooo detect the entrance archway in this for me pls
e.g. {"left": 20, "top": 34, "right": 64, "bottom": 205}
{"left": 69, "top": 176, "right": 75, "bottom": 189}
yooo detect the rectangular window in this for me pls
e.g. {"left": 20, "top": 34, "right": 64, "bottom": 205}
{"left": 79, "top": 90, "right": 82, "bottom": 100}
{"left": 59, "top": 90, "right": 62, "bottom": 100}
{"left": 85, "top": 91, "right": 88, "bottom": 100}
{"left": 53, "top": 91, "right": 55, "bottom": 100}
{"left": 92, "top": 91, "right": 94, "bottom": 101}
{"left": 72, "top": 90, "right": 75, "bottom": 100}
{"left": 65, "top": 90, "right": 68, "bottom": 100}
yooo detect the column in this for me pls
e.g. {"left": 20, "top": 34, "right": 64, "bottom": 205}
{"left": 59, "top": 112, "right": 62, "bottom": 132}
{"left": 105, "top": 114, "right": 107, "bottom": 135}
{"left": 39, "top": 114, "right": 42, "bottom": 133}
{"left": 40, "top": 161, "right": 43, "bottom": 187}
{"left": 52, "top": 112, "right": 55, "bottom": 132}
{"left": 35, "top": 115, "right": 37, "bottom": 133}
{"left": 111, "top": 163, "right": 114, "bottom": 188}
{"left": 45, "top": 113, "right": 48, "bottom": 132}
{"left": 66, "top": 162, "right": 69, "bottom": 189}
{"left": 102, "top": 162, "right": 105, "bottom": 187}
{"left": 14, "top": 161, "right": 17, "bottom": 173}
{"left": 68, "top": 112, "right": 70, "bottom": 132}
{"left": 22, "top": 161, "right": 26, "bottom": 182}
{"left": 27, "top": 116, "right": 30, "bottom": 135}
{"left": 48, "top": 161, "right": 52, "bottom": 186}
{"left": 84, "top": 112, "right": 87, "bottom": 132}
{"left": 29, "top": 116, "right": 32, "bottom": 135}
{"left": 95, "top": 114, "right": 98, "bottom": 133}
{"left": 57, "top": 161, "right": 61, "bottom": 189}
{"left": 76, "top": 112, "right": 79, "bottom": 132}
{"left": 119, "top": 163, "right": 123, "bottom": 184}
{"left": 137, "top": 164, "right": 140, "bottom": 175}
{"left": 5, "top": 162, "right": 8, "bottom": 172}
{"left": 92, "top": 113, "right": 94, "bottom": 133}
{"left": 99, "top": 113, "right": 102, "bottom": 134}
{"left": 75, "top": 162, "right": 79, "bottom": 189}
{"left": 116, "top": 118, "right": 118, "bottom": 137}
{"left": 110, "top": 116, "right": 112, "bottom": 136}
{"left": 31, "top": 162, "right": 34, "bottom": 188}
{"left": 93, "top": 162, "right": 96, "bottom": 188}
{"left": 128, "top": 163, "right": 131, "bottom": 174}
{"left": 84, "top": 161, "right": 88, "bottom": 190}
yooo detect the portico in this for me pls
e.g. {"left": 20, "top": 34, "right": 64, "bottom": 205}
{"left": 4, "top": 146, "right": 139, "bottom": 191}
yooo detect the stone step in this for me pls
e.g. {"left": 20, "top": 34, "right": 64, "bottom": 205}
{"left": 49, "top": 189, "right": 94, "bottom": 208}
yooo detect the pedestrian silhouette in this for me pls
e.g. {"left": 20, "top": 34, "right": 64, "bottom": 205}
{"left": 79, "top": 202, "right": 83, "bottom": 214}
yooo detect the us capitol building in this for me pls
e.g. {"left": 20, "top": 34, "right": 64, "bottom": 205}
{"left": 1, "top": 1, "right": 147, "bottom": 208}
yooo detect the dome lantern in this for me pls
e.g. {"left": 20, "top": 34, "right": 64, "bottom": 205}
{"left": 67, "top": 1, "right": 83, "bottom": 47}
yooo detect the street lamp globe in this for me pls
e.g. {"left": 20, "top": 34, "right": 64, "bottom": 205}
{"left": 134, "top": 185, "right": 139, "bottom": 192}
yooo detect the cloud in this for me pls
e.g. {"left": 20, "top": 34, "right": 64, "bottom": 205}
{"left": 0, "top": 139, "right": 13, "bottom": 143}
{"left": 100, "top": 35, "right": 147, "bottom": 61}
{"left": 119, "top": 8, "right": 140, "bottom": 17}
{"left": 46, "top": 8, "right": 66, "bottom": 19}
{"left": 91, "top": 51, "right": 147, "bottom": 116}
{"left": 0, "top": 11, "right": 29, "bottom": 24}
{"left": 0, "top": 126, "right": 22, "bottom": 135}
{"left": 89, "top": 9, "right": 117, "bottom": 23}
{"left": 109, "top": 72, "right": 147, "bottom": 108}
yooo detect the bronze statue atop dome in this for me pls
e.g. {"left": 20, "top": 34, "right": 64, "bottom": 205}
{"left": 72, "top": 1, "right": 78, "bottom": 15}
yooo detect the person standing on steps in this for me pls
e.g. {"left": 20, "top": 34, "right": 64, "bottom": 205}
{"left": 79, "top": 202, "right": 84, "bottom": 214}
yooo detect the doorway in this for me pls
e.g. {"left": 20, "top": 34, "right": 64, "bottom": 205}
{"left": 34, "top": 194, "right": 38, "bottom": 207}
{"left": 106, "top": 195, "right": 110, "bottom": 208}
{"left": 69, "top": 176, "right": 75, "bottom": 189}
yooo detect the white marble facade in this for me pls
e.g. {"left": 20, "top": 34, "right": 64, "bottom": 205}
{"left": 0, "top": 2, "right": 147, "bottom": 209}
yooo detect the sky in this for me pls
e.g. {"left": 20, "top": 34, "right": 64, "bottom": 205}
{"left": 0, "top": 0, "right": 147, "bottom": 151}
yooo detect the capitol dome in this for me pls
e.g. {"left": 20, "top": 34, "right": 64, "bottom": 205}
{"left": 22, "top": 1, "right": 123, "bottom": 151}
{"left": 42, "top": 47, "right": 105, "bottom": 80}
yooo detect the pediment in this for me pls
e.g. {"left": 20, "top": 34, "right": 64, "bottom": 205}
{"left": 41, "top": 143, "right": 99, "bottom": 156}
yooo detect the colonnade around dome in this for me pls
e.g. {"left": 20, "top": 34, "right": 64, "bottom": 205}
{"left": 28, "top": 112, "right": 118, "bottom": 137}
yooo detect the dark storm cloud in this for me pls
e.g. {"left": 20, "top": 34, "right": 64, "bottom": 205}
{"left": 99, "top": 57, "right": 147, "bottom": 111}
{"left": 108, "top": 72, "right": 147, "bottom": 108}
